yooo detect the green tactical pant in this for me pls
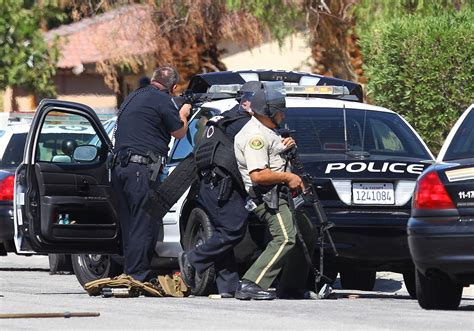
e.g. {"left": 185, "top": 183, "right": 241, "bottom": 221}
{"left": 243, "top": 198, "right": 316, "bottom": 291}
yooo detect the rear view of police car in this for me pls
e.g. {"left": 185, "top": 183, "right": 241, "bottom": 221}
{"left": 408, "top": 104, "right": 474, "bottom": 310}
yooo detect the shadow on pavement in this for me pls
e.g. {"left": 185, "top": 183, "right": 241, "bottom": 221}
{"left": 336, "top": 292, "right": 412, "bottom": 300}
{"left": 373, "top": 278, "right": 403, "bottom": 292}
{"left": 458, "top": 304, "right": 474, "bottom": 311}
{"left": 333, "top": 277, "right": 404, "bottom": 293}
{"left": 0, "top": 267, "right": 49, "bottom": 272}
{"left": 36, "top": 292, "right": 85, "bottom": 295}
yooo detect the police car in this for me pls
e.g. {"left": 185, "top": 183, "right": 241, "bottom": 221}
{"left": 408, "top": 104, "right": 474, "bottom": 309}
{"left": 14, "top": 71, "right": 434, "bottom": 296}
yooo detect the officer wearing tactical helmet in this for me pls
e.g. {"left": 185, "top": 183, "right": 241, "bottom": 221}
{"left": 233, "top": 82, "right": 316, "bottom": 300}
{"left": 178, "top": 81, "right": 261, "bottom": 298}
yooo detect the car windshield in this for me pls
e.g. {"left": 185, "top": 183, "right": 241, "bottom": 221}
{"left": 443, "top": 109, "right": 474, "bottom": 161}
{"left": 282, "top": 107, "right": 430, "bottom": 161}
{"left": 0, "top": 132, "right": 28, "bottom": 168}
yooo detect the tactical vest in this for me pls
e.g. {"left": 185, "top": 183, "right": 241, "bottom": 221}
{"left": 194, "top": 113, "right": 247, "bottom": 193}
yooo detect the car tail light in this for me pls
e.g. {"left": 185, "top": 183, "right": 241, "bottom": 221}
{"left": 413, "top": 171, "right": 454, "bottom": 209}
{"left": 0, "top": 175, "right": 15, "bottom": 201}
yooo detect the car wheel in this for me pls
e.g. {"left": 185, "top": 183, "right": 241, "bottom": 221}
{"left": 71, "top": 254, "right": 122, "bottom": 288}
{"left": 182, "top": 207, "right": 216, "bottom": 296}
{"left": 340, "top": 268, "right": 376, "bottom": 291}
{"left": 48, "top": 254, "right": 73, "bottom": 274}
{"left": 403, "top": 268, "right": 417, "bottom": 299}
{"left": 415, "top": 269, "right": 463, "bottom": 310}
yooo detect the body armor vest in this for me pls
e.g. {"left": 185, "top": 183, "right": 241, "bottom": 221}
{"left": 194, "top": 113, "right": 247, "bottom": 193}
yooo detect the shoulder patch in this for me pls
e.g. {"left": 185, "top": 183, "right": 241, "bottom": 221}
{"left": 249, "top": 137, "right": 265, "bottom": 150}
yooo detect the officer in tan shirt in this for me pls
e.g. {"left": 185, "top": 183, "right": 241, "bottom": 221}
{"left": 234, "top": 82, "right": 316, "bottom": 300}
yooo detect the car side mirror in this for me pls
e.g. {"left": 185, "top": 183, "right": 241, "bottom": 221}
{"left": 73, "top": 145, "right": 98, "bottom": 162}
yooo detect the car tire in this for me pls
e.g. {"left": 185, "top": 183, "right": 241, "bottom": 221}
{"left": 403, "top": 268, "right": 417, "bottom": 299}
{"left": 182, "top": 207, "right": 216, "bottom": 296}
{"left": 48, "top": 254, "right": 73, "bottom": 274}
{"left": 415, "top": 269, "right": 463, "bottom": 310}
{"left": 71, "top": 254, "right": 122, "bottom": 288}
{"left": 340, "top": 268, "right": 376, "bottom": 291}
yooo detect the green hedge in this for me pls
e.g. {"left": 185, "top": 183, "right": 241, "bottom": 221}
{"left": 360, "top": 9, "right": 474, "bottom": 154}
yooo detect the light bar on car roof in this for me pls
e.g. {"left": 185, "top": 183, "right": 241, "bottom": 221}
{"left": 207, "top": 84, "right": 349, "bottom": 96}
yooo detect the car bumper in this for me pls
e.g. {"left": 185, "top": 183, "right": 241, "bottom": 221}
{"left": 0, "top": 203, "right": 14, "bottom": 252}
{"left": 314, "top": 208, "right": 412, "bottom": 270}
{"left": 408, "top": 216, "right": 474, "bottom": 284}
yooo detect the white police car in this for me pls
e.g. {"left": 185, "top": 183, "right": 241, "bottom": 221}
{"left": 14, "top": 71, "right": 434, "bottom": 296}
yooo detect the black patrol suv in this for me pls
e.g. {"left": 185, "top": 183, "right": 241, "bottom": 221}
{"left": 14, "top": 71, "right": 433, "bottom": 297}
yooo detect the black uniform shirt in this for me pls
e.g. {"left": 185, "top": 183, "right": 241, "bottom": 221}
{"left": 114, "top": 86, "right": 183, "bottom": 157}
{"left": 222, "top": 105, "right": 251, "bottom": 141}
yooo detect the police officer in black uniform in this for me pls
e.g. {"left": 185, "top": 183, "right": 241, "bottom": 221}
{"left": 178, "top": 81, "right": 261, "bottom": 297}
{"left": 112, "top": 67, "right": 191, "bottom": 282}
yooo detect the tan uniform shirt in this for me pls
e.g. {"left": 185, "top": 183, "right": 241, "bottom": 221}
{"left": 234, "top": 116, "right": 287, "bottom": 192}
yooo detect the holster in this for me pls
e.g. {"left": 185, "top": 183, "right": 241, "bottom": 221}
{"left": 204, "top": 167, "right": 233, "bottom": 203}
{"left": 147, "top": 151, "right": 164, "bottom": 183}
{"left": 119, "top": 150, "right": 132, "bottom": 167}
{"left": 217, "top": 175, "right": 233, "bottom": 203}
{"left": 251, "top": 185, "right": 280, "bottom": 211}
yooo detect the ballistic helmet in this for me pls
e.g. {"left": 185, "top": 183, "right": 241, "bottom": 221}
{"left": 251, "top": 81, "right": 286, "bottom": 118}
{"left": 61, "top": 139, "right": 78, "bottom": 156}
{"left": 237, "top": 81, "right": 262, "bottom": 113}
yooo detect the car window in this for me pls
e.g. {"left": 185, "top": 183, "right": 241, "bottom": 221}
{"left": 0, "top": 133, "right": 28, "bottom": 168}
{"left": 169, "top": 108, "right": 218, "bottom": 163}
{"left": 88, "top": 118, "right": 115, "bottom": 147}
{"left": 443, "top": 109, "right": 474, "bottom": 161}
{"left": 282, "top": 107, "right": 430, "bottom": 160}
{"left": 35, "top": 112, "right": 98, "bottom": 164}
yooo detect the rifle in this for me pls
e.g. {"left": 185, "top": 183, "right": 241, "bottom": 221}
{"left": 279, "top": 128, "right": 338, "bottom": 293}
{"left": 173, "top": 89, "right": 236, "bottom": 115}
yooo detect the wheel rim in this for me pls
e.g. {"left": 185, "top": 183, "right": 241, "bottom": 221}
{"left": 77, "top": 254, "right": 110, "bottom": 277}
{"left": 191, "top": 222, "right": 206, "bottom": 248}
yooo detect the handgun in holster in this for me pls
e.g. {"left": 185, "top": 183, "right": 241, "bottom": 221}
{"left": 120, "top": 150, "right": 132, "bottom": 167}
{"left": 262, "top": 185, "right": 280, "bottom": 211}
{"left": 217, "top": 175, "right": 233, "bottom": 203}
{"left": 146, "top": 151, "right": 164, "bottom": 182}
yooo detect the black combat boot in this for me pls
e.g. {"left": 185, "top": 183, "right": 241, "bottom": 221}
{"left": 235, "top": 280, "right": 276, "bottom": 300}
{"left": 178, "top": 252, "right": 196, "bottom": 288}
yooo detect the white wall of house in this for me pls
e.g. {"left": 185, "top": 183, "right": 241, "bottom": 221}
{"left": 220, "top": 33, "right": 314, "bottom": 72}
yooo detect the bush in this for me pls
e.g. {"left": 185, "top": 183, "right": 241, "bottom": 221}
{"left": 360, "top": 9, "right": 474, "bottom": 154}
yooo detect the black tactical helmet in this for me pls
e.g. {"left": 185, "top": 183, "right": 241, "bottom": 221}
{"left": 61, "top": 139, "right": 78, "bottom": 156}
{"left": 236, "top": 81, "right": 261, "bottom": 101}
{"left": 237, "top": 81, "right": 262, "bottom": 112}
{"left": 251, "top": 81, "right": 286, "bottom": 118}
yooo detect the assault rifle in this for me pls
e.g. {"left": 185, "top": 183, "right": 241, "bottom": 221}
{"left": 278, "top": 128, "right": 338, "bottom": 295}
{"left": 173, "top": 89, "right": 237, "bottom": 117}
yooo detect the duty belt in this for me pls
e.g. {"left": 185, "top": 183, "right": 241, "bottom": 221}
{"left": 129, "top": 154, "right": 150, "bottom": 165}
{"left": 115, "top": 150, "right": 166, "bottom": 182}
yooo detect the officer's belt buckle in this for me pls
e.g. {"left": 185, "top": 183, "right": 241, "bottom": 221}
{"left": 129, "top": 154, "right": 149, "bottom": 165}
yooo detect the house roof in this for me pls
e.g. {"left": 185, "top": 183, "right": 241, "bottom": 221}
{"left": 45, "top": 4, "right": 159, "bottom": 69}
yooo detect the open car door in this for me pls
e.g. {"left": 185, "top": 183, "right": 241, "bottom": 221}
{"left": 14, "top": 99, "right": 120, "bottom": 255}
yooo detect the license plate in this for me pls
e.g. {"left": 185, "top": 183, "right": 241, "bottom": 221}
{"left": 352, "top": 183, "right": 394, "bottom": 205}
